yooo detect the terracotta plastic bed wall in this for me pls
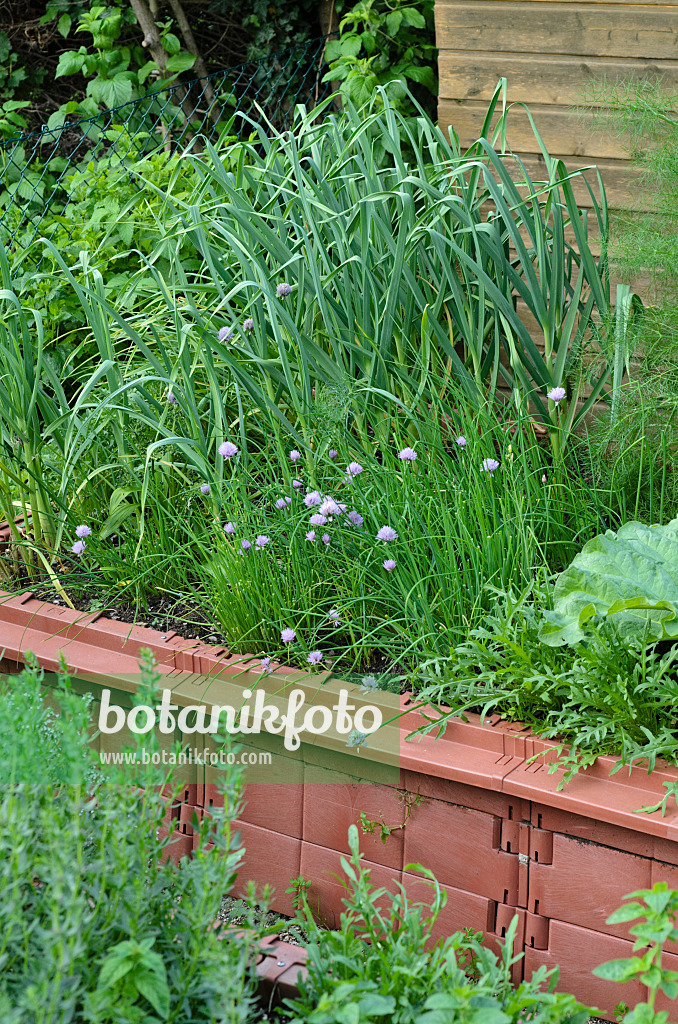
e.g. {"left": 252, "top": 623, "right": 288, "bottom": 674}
{"left": 2, "top": 590, "right": 678, "bottom": 1020}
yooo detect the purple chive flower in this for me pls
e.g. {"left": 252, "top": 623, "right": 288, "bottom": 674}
{"left": 71, "top": 540, "right": 86, "bottom": 556}
{"left": 292, "top": 479, "right": 303, "bottom": 489}
{"left": 346, "top": 729, "right": 368, "bottom": 749}
{"left": 398, "top": 447, "right": 417, "bottom": 462}
{"left": 260, "top": 656, "right": 272, "bottom": 673}
{"left": 255, "top": 535, "right": 270, "bottom": 549}
{"left": 309, "top": 513, "right": 327, "bottom": 527}
{"left": 360, "top": 675, "right": 378, "bottom": 693}
{"left": 481, "top": 458, "right": 500, "bottom": 475}
{"left": 328, "top": 449, "right": 338, "bottom": 460}
{"left": 346, "top": 510, "right": 364, "bottom": 528}
{"left": 218, "top": 327, "right": 234, "bottom": 343}
{"left": 304, "top": 490, "right": 322, "bottom": 508}
{"left": 376, "top": 526, "right": 398, "bottom": 542}
{"left": 319, "top": 497, "right": 341, "bottom": 516}
{"left": 289, "top": 449, "right": 302, "bottom": 462}
{"left": 243, "top": 318, "right": 254, "bottom": 332}
{"left": 275, "top": 496, "right": 291, "bottom": 510}
{"left": 307, "top": 650, "right": 323, "bottom": 665}
{"left": 547, "top": 386, "right": 566, "bottom": 405}
{"left": 75, "top": 524, "right": 91, "bottom": 539}
{"left": 321, "top": 533, "right": 331, "bottom": 545}
{"left": 328, "top": 608, "right": 340, "bottom": 623}
{"left": 306, "top": 530, "right": 317, "bottom": 542}
{"left": 281, "top": 627, "right": 296, "bottom": 643}
{"left": 218, "top": 441, "right": 238, "bottom": 459}
{"left": 241, "top": 539, "right": 252, "bottom": 551}
{"left": 276, "top": 282, "right": 292, "bottom": 298}
{"left": 224, "top": 522, "right": 236, "bottom": 535}
{"left": 383, "top": 559, "right": 396, "bottom": 571}
{"left": 167, "top": 390, "right": 178, "bottom": 405}
{"left": 200, "top": 484, "right": 211, "bottom": 495}
{"left": 346, "top": 462, "right": 363, "bottom": 478}
{"left": 455, "top": 436, "right": 467, "bottom": 447}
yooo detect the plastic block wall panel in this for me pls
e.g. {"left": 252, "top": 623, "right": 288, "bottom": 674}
{"left": 524, "top": 920, "right": 647, "bottom": 1018}
{"left": 302, "top": 781, "right": 408, "bottom": 871}
{"left": 156, "top": 827, "right": 193, "bottom": 865}
{"left": 299, "top": 842, "right": 403, "bottom": 929}
{"left": 402, "top": 793, "right": 520, "bottom": 905}
{"left": 232, "top": 820, "right": 302, "bottom": 917}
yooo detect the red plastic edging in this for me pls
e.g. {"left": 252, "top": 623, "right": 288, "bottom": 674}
{"left": 1, "top": 589, "right": 678, "bottom": 841}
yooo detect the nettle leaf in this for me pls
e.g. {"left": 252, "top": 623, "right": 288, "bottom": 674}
{"left": 57, "top": 13, "right": 72, "bottom": 37}
{"left": 165, "top": 52, "right": 196, "bottom": 76}
{"left": 134, "top": 966, "right": 170, "bottom": 1018}
{"left": 607, "top": 902, "right": 645, "bottom": 924}
{"left": 339, "top": 34, "right": 362, "bottom": 58}
{"left": 324, "top": 39, "right": 342, "bottom": 63}
{"left": 88, "top": 73, "right": 134, "bottom": 107}
{"left": 385, "top": 11, "right": 403, "bottom": 36}
{"left": 401, "top": 7, "right": 426, "bottom": 28}
{"left": 539, "top": 519, "right": 678, "bottom": 647}
{"left": 55, "top": 48, "right": 87, "bottom": 78}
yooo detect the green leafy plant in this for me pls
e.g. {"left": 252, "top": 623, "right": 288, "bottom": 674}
{"left": 284, "top": 823, "right": 588, "bottom": 1022}
{"left": 52, "top": 0, "right": 195, "bottom": 115}
{"left": 0, "top": 652, "right": 262, "bottom": 1023}
{"left": 413, "top": 584, "right": 678, "bottom": 812}
{"left": 153, "top": 86, "right": 624, "bottom": 463}
{"left": 359, "top": 789, "right": 421, "bottom": 844}
{"left": 593, "top": 882, "right": 678, "bottom": 1024}
{"left": 87, "top": 937, "right": 170, "bottom": 1023}
{"left": 539, "top": 518, "right": 678, "bottom": 647}
{"left": 324, "top": 0, "right": 437, "bottom": 115}
{"left": 286, "top": 874, "right": 312, "bottom": 913}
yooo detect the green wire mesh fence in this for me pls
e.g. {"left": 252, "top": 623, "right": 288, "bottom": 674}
{"left": 0, "top": 35, "right": 332, "bottom": 255}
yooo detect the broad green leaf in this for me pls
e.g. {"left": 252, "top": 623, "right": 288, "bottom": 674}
{"left": 135, "top": 968, "right": 170, "bottom": 1018}
{"left": 55, "top": 49, "right": 86, "bottom": 78}
{"left": 540, "top": 519, "right": 678, "bottom": 646}
{"left": 166, "top": 52, "right": 196, "bottom": 76}
{"left": 607, "top": 903, "right": 646, "bottom": 924}
{"left": 592, "top": 957, "right": 644, "bottom": 981}
{"left": 385, "top": 11, "right": 403, "bottom": 35}
{"left": 402, "top": 8, "right": 426, "bottom": 27}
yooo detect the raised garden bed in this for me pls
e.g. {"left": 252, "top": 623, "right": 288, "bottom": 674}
{"left": 2, "top": 588, "right": 678, "bottom": 1020}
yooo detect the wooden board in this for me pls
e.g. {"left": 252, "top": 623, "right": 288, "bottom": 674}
{"left": 508, "top": 153, "right": 641, "bottom": 209}
{"left": 440, "top": 0, "right": 676, "bottom": 5}
{"left": 438, "top": 51, "right": 678, "bottom": 105}
{"left": 439, "top": 100, "right": 635, "bottom": 160}
{"left": 435, "top": 3, "right": 678, "bottom": 60}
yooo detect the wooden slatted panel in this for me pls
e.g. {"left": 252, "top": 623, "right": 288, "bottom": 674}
{"left": 436, "top": 3, "right": 678, "bottom": 60}
{"left": 440, "top": 100, "right": 631, "bottom": 159}
{"left": 438, "top": 52, "right": 678, "bottom": 105}
{"left": 436, "top": 0, "right": 678, "bottom": 218}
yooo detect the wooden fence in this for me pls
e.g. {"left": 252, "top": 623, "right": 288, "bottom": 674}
{"left": 436, "top": 0, "right": 678, "bottom": 210}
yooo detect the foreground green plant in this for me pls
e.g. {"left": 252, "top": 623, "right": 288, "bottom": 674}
{"left": 594, "top": 883, "right": 678, "bottom": 1024}
{"left": 284, "top": 823, "right": 588, "bottom": 1023}
{"left": 0, "top": 654, "right": 261, "bottom": 1024}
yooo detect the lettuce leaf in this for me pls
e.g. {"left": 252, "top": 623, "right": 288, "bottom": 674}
{"left": 540, "top": 519, "right": 678, "bottom": 646}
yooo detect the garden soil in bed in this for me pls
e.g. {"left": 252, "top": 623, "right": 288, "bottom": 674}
{"left": 25, "top": 583, "right": 405, "bottom": 682}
